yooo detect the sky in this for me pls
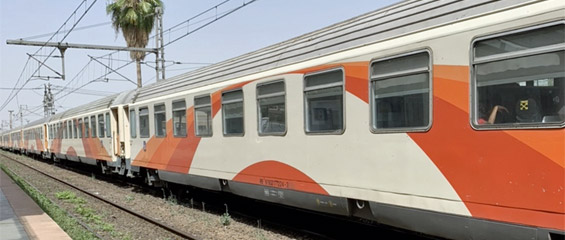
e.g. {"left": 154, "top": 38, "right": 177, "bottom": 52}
{"left": 0, "top": 0, "right": 401, "bottom": 130}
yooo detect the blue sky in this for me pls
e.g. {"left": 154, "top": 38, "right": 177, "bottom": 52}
{"left": 0, "top": 0, "right": 400, "bottom": 129}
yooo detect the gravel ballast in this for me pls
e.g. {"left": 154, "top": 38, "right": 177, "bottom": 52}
{"left": 0, "top": 151, "right": 304, "bottom": 240}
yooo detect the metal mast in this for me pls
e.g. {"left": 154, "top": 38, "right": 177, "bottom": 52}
{"left": 8, "top": 110, "right": 14, "bottom": 129}
{"left": 43, "top": 83, "right": 55, "bottom": 117}
{"left": 155, "top": 6, "right": 165, "bottom": 81}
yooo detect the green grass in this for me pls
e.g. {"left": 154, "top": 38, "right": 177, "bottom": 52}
{"left": 0, "top": 163, "right": 98, "bottom": 240}
{"left": 55, "top": 190, "right": 115, "bottom": 233}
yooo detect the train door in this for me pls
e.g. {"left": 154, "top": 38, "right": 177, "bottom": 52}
{"left": 43, "top": 124, "right": 48, "bottom": 153}
{"left": 111, "top": 107, "right": 120, "bottom": 157}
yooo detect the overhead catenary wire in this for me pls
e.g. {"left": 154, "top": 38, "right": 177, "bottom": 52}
{"left": 0, "top": 0, "right": 99, "bottom": 113}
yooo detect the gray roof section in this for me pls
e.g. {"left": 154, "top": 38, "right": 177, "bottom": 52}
{"left": 134, "top": 0, "right": 532, "bottom": 102}
{"left": 50, "top": 94, "right": 118, "bottom": 121}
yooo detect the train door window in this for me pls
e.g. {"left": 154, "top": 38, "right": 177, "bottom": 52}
{"left": 84, "top": 117, "right": 89, "bottom": 138}
{"left": 91, "top": 116, "right": 97, "bottom": 138}
{"left": 173, "top": 100, "right": 187, "bottom": 137}
{"left": 194, "top": 95, "right": 212, "bottom": 137}
{"left": 472, "top": 23, "right": 565, "bottom": 128}
{"left": 257, "top": 80, "right": 286, "bottom": 135}
{"left": 154, "top": 104, "right": 167, "bottom": 137}
{"left": 222, "top": 90, "right": 244, "bottom": 136}
{"left": 58, "top": 123, "right": 62, "bottom": 139}
{"left": 130, "top": 109, "right": 137, "bottom": 139}
{"left": 304, "top": 69, "right": 344, "bottom": 134}
{"left": 73, "top": 120, "right": 77, "bottom": 139}
{"left": 370, "top": 51, "right": 431, "bottom": 132}
{"left": 139, "top": 107, "right": 149, "bottom": 138}
{"left": 98, "top": 114, "right": 105, "bottom": 138}
{"left": 105, "top": 113, "right": 111, "bottom": 138}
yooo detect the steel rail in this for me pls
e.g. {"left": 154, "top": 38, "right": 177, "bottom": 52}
{"left": 0, "top": 152, "right": 199, "bottom": 240}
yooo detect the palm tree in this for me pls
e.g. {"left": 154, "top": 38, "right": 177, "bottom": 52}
{"left": 107, "top": 0, "right": 163, "bottom": 88}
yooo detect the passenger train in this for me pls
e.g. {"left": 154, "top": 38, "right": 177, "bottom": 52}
{"left": 1, "top": 0, "right": 564, "bottom": 239}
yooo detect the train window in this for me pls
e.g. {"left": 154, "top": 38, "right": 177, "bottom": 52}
{"left": 91, "top": 116, "right": 97, "bottom": 138}
{"left": 370, "top": 51, "right": 431, "bottom": 132}
{"left": 98, "top": 114, "right": 105, "bottom": 138}
{"left": 105, "top": 113, "right": 111, "bottom": 138}
{"left": 68, "top": 121, "right": 72, "bottom": 139}
{"left": 222, "top": 90, "right": 244, "bottom": 136}
{"left": 58, "top": 123, "right": 62, "bottom": 139}
{"left": 62, "top": 122, "right": 66, "bottom": 139}
{"left": 257, "top": 80, "right": 286, "bottom": 135}
{"left": 84, "top": 117, "right": 89, "bottom": 138}
{"left": 472, "top": 23, "right": 565, "bottom": 128}
{"left": 154, "top": 104, "right": 167, "bottom": 137}
{"left": 139, "top": 107, "right": 149, "bottom": 138}
{"left": 304, "top": 69, "right": 344, "bottom": 134}
{"left": 73, "top": 119, "right": 77, "bottom": 139}
{"left": 130, "top": 109, "right": 137, "bottom": 139}
{"left": 194, "top": 95, "right": 212, "bottom": 137}
{"left": 173, "top": 100, "right": 187, "bottom": 137}
{"left": 78, "top": 119, "right": 83, "bottom": 138}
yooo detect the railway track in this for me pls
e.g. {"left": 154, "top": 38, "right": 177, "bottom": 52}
{"left": 1, "top": 151, "right": 434, "bottom": 239}
{"left": 0, "top": 152, "right": 199, "bottom": 240}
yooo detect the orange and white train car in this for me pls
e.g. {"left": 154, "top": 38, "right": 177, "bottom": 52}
{"left": 123, "top": 0, "right": 564, "bottom": 239}
{"left": 2, "top": 0, "right": 563, "bottom": 239}
{"left": 42, "top": 96, "right": 115, "bottom": 166}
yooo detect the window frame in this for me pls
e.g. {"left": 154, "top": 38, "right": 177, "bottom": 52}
{"left": 98, "top": 114, "right": 105, "bottom": 138}
{"left": 154, "top": 103, "right": 167, "bottom": 138}
{"left": 369, "top": 49, "right": 433, "bottom": 133}
{"left": 83, "top": 117, "right": 89, "bottom": 138}
{"left": 77, "top": 118, "right": 83, "bottom": 138}
{"left": 67, "top": 120, "right": 72, "bottom": 139}
{"left": 303, "top": 67, "right": 346, "bottom": 135}
{"left": 470, "top": 21, "right": 565, "bottom": 130}
{"left": 73, "top": 119, "right": 77, "bottom": 139}
{"left": 222, "top": 89, "right": 245, "bottom": 137}
{"left": 139, "top": 107, "right": 150, "bottom": 138}
{"left": 130, "top": 109, "right": 137, "bottom": 139}
{"left": 172, "top": 100, "right": 187, "bottom": 138}
{"left": 256, "top": 80, "right": 287, "bottom": 136}
{"left": 90, "top": 115, "right": 97, "bottom": 138}
{"left": 194, "top": 94, "right": 213, "bottom": 137}
{"left": 105, "top": 113, "right": 111, "bottom": 138}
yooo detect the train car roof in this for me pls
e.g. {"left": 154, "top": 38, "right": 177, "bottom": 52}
{"left": 132, "top": 0, "right": 531, "bottom": 102}
{"left": 49, "top": 93, "right": 120, "bottom": 121}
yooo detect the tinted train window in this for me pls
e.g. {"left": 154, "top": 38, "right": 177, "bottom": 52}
{"left": 98, "top": 114, "right": 105, "bottom": 138}
{"left": 139, "top": 107, "right": 149, "bottom": 138}
{"left": 78, "top": 119, "right": 83, "bottom": 138}
{"left": 173, "top": 100, "right": 187, "bottom": 137}
{"left": 130, "top": 109, "right": 137, "bottom": 139}
{"left": 304, "top": 69, "right": 344, "bottom": 134}
{"left": 154, "top": 104, "right": 167, "bottom": 137}
{"left": 257, "top": 80, "right": 286, "bottom": 135}
{"left": 63, "top": 122, "right": 67, "bottom": 139}
{"left": 91, "top": 116, "right": 97, "bottom": 138}
{"left": 73, "top": 119, "right": 78, "bottom": 139}
{"left": 370, "top": 51, "right": 431, "bottom": 131}
{"left": 473, "top": 23, "right": 565, "bottom": 127}
{"left": 68, "top": 121, "right": 72, "bottom": 139}
{"left": 105, "top": 113, "right": 111, "bottom": 138}
{"left": 222, "top": 90, "right": 244, "bottom": 136}
{"left": 194, "top": 95, "right": 212, "bottom": 137}
{"left": 84, "top": 117, "right": 89, "bottom": 138}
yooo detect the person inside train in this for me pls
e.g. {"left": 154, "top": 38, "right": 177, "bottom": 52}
{"left": 478, "top": 103, "right": 509, "bottom": 124}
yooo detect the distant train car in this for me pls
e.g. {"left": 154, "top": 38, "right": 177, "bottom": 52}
{"left": 3, "top": 0, "right": 563, "bottom": 239}
{"left": 21, "top": 119, "right": 46, "bottom": 156}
